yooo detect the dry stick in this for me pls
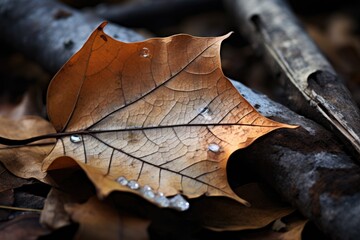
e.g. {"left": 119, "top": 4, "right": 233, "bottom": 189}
{"left": 225, "top": 0, "right": 360, "bottom": 161}
{"left": 0, "top": 0, "right": 360, "bottom": 239}
{"left": 89, "top": 0, "right": 221, "bottom": 28}
{"left": 232, "top": 81, "right": 360, "bottom": 240}
{"left": 0, "top": 205, "right": 42, "bottom": 213}
{"left": 0, "top": 0, "right": 144, "bottom": 74}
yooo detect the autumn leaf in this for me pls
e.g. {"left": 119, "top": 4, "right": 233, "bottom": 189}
{"left": 0, "top": 213, "right": 49, "bottom": 239}
{"left": 0, "top": 116, "right": 55, "bottom": 183}
{"left": 232, "top": 213, "right": 309, "bottom": 240}
{"left": 65, "top": 196, "right": 150, "bottom": 240}
{"left": 40, "top": 188, "right": 73, "bottom": 230}
{"left": 0, "top": 164, "right": 33, "bottom": 192}
{"left": 189, "top": 183, "right": 294, "bottom": 231}
{"left": 43, "top": 22, "right": 296, "bottom": 208}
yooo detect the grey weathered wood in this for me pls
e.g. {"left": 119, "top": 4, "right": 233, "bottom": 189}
{"left": 231, "top": 80, "right": 360, "bottom": 240}
{"left": 225, "top": 0, "right": 360, "bottom": 160}
{"left": 0, "top": 0, "right": 144, "bottom": 74}
{"left": 89, "top": 0, "right": 220, "bottom": 28}
{"left": 0, "top": 1, "right": 359, "bottom": 238}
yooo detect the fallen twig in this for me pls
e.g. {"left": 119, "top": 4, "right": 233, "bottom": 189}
{"left": 225, "top": 0, "right": 360, "bottom": 160}
{"left": 0, "top": 0, "right": 144, "bottom": 74}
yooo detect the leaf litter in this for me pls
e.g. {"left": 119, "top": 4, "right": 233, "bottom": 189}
{"left": 0, "top": 22, "right": 298, "bottom": 238}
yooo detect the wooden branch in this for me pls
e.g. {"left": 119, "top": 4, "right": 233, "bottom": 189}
{"left": 1, "top": 1, "right": 359, "bottom": 238}
{"left": 231, "top": 80, "right": 360, "bottom": 239}
{"left": 89, "top": 0, "right": 221, "bottom": 28}
{"left": 225, "top": 0, "right": 360, "bottom": 160}
{"left": 0, "top": 0, "right": 144, "bottom": 74}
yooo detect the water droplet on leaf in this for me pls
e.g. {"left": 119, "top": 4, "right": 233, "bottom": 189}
{"left": 116, "top": 176, "right": 128, "bottom": 186}
{"left": 208, "top": 143, "right": 220, "bottom": 153}
{"left": 170, "top": 194, "right": 190, "bottom": 211}
{"left": 140, "top": 47, "right": 150, "bottom": 58}
{"left": 198, "top": 107, "right": 212, "bottom": 120}
{"left": 141, "top": 185, "right": 155, "bottom": 199}
{"left": 154, "top": 192, "right": 170, "bottom": 207}
{"left": 127, "top": 180, "right": 140, "bottom": 190}
{"left": 70, "top": 135, "right": 82, "bottom": 143}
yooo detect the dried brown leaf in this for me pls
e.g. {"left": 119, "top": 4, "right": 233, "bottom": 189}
{"left": 0, "top": 116, "right": 55, "bottom": 182}
{"left": 0, "top": 164, "right": 33, "bottom": 192}
{"left": 235, "top": 215, "right": 308, "bottom": 240}
{"left": 40, "top": 188, "right": 72, "bottom": 230}
{"left": 190, "top": 183, "right": 294, "bottom": 231}
{"left": 65, "top": 196, "right": 150, "bottom": 240}
{"left": 43, "top": 22, "right": 296, "bottom": 206}
{"left": 0, "top": 213, "right": 49, "bottom": 240}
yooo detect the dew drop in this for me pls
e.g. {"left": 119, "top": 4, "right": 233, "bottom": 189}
{"left": 116, "top": 176, "right": 128, "bottom": 186}
{"left": 142, "top": 185, "right": 152, "bottom": 191}
{"left": 208, "top": 143, "right": 220, "bottom": 153}
{"left": 127, "top": 180, "right": 140, "bottom": 190}
{"left": 170, "top": 194, "right": 190, "bottom": 211}
{"left": 140, "top": 47, "right": 150, "bottom": 58}
{"left": 154, "top": 192, "right": 170, "bottom": 207}
{"left": 70, "top": 135, "right": 82, "bottom": 143}
{"left": 141, "top": 185, "right": 155, "bottom": 199}
{"left": 198, "top": 107, "right": 212, "bottom": 120}
{"left": 144, "top": 190, "right": 155, "bottom": 199}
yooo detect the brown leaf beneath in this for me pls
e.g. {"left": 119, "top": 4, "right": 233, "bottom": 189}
{"left": 44, "top": 22, "right": 296, "bottom": 205}
{"left": 0, "top": 213, "right": 49, "bottom": 239}
{"left": 235, "top": 214, "right": 308, "bottom": 240}
{"left": 190, "top": 183, "right": 294, "bottom": 231}
{"left": 0, "top": 164, "right": 33, "bottom": 192}
{"left": 65, "top": 196, "right": 150, "bottom": 240}
{"left": 0, "top": 116, "right": 56, "bottom": 182}
{"left": 40, "top": 188, "right": 72, "bottom": 230}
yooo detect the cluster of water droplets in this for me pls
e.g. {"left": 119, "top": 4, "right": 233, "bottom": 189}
{"left": 69, "top": 103, "right": 220, "bottom": 211}
{"left": 115, "top": 176, "right": 190, "bottom": 211}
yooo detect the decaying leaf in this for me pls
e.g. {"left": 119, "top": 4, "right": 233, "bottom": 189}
{"left": 0, "top": 116, "right": 55, "bottom": 182}
{"left": 40, "top": 188, "right": 73, "bottom": 230}
{"left": 43, "top": 22, "right": 296, "bottom": 206}
{"left": 65, "top": 196, "right": 150, "bottom": 240}
{"left": 41, "top": 170, "right": 97, "bottom": 230}
{"left": 0, "top": 164, "right": 33, "bottom": 192}
{"left": 0, "top": 189, "right": 14, "bottom": 221}
{"left": 189, "top": 183, "right": 294, "bottom": 231}
{"left": 233, "top": 214, "right": 308, "bottom": 240}
{"left": 0, "top": 213, "right": 49, "bottom": 239}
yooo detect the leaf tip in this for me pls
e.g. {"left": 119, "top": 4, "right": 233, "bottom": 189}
{"left": 244, "top": 200, "right": 251, "bottom": 207}
{"left": 227, "top": 31, "right": 234, "bottom": 36}
{"left": 222, "top": 31, "right": 233, "bottom": 40}
{"left": 97, "top": 21, "right": 108, "bottom": 31}
{"left": 285, "top": 124, "right": 300, "bottom": 129}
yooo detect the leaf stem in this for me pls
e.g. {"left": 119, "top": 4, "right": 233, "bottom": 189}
{"left": 0, "top": 122, "right": 295, "bottom": 146}
{"left": 0, "top": 205, "right": 42, "bottom": 213}
{"left": 0, "top": 134, "right": 59, "bottom": 146}
{"left": 0, "top": 132, "right": 81, "bottom": 146}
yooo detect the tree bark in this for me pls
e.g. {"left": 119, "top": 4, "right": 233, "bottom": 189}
{"left": 89, "top": 0, "right": 221, "bottom": 28}
{"left": 232, "top": 81, "right": 360, "bottom": 240}
{"left": 225, "top": 0, "right": 360, "bottom": 160}
{"left": 0, "top": 0, "right": 359, "bottom": 239}
{"left": 0, "top": 0, "right": 144, "bottom": 74}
